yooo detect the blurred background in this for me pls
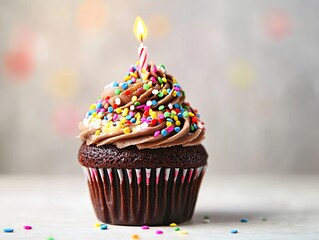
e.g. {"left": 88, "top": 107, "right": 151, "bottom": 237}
{"left": 0, "top": 0, "right": 318, "bottom": 175}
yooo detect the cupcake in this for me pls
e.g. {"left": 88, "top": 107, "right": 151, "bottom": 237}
{"left": 78, "top": 63, "right": 208, "bottom": 225}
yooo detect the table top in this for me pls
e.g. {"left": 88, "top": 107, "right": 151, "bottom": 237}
{"left": 0, "top": 174, "right": 318, "bottom": 240}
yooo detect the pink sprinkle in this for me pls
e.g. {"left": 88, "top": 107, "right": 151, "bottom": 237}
{"left": 141, "top": 225, "right": 149, "bottom": 230}
{"left": 151, "top": 77, "right": 156, "bottom": 83}
{"left": 144, "top": 105, "right": 151, "bottom": 111}
{"left": 129, "top": 111, "right": 135, "bottom": 116}
{"left": 159, "top": 114, "right": 165, "bottom": 120}
{"left": 167, "top": 126, "right": 174, "bottom": 133}
{"left": 154, "top": 131, "right": 160, "bottom": 137}
{"left": 131, "top": 77, "right": 136, "bottom": 83}
{"left": 153, "top": 66, "right": 157, "bottom": 72}
{"left": 156, "top": 230, "right": 163, "bottom": 234}
{"left": 24, "top": 226, "right": 32, "bottom": 230}
{"left": 136, "top": 104, "right": 145, "bottom": 109}
{"left": 99, "top": 108, "right": 105, "bottom": 113}
{"left": 113, "top": 114, "right": 118, "bottom": 121}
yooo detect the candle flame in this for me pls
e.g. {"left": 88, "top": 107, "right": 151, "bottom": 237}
{"left": 134, "top": 16, "right": 148, "bottom": 42}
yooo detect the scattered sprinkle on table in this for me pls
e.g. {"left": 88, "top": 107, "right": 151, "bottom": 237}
{"left": 178, "top": 230, "right": 189, "bottom": 234}
{"left": 95, "top": 223, "right": 101, "bottom": 228}
{"left": 169, "top": 223, "right": 177, "bottom": 227}
{"left": 100, "top": 224, "right": 108, "bottom": 230}
{"left": 47, "top": 237, "right": 55, "bottom": 240}
{"left": 3, "top": 228, "right": 14, "bottom": 233}
{"left": 202, "top": 216, "right": 210, "bottom": 223}
{"left": 174, "top": 227, "right": 180, "bottom": 231}
{"left": 240, "top": 218, "right": 248, "bottom": 223}
{"left": 24, "top": 225, "right": 32, "bottom": 230}
{"left": 141, "top": 225, "right": 149, "bottom": 230}
{"left": 156, "top": 230, "right": 163, "bottom": 234}
{"left": 230, "top": 229, "right": 238, "bottom": 234}
{"left": 131, "top": 234, "right": 140, "bottom": 239}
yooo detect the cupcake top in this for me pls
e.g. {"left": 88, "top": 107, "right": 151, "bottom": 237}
{"left": 78, "top": 63, "right": 205, "bottom": 149}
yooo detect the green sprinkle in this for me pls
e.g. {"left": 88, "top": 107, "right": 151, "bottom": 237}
{"left": 190, "top": 124, "right": 195, "bottom": 131}
{"left": 143, "top": 84, "right": 150, "bottom": 90}
{"left": 158, "top": 77, "right": 163, "bottom": 84}
{"left": 183, "top": 111, "right": 189, "bottom": 117}
{"left": 158, "top": 92, "right": 164, "bottom": 98}
{"left": 174, "top": 227, "right": 180, "bottom": 231}
{"left": 159, "top": 64, "right": 166, "bottom": 70}
{"left": 158, "top": 105, "right": 165, "bottom": 111}
{"left": 47, "top": 237, "right": 55, "bottom": 240}
{"left": 134, "top": 102, "right": 141, "bottom": 107}
{"left": 164, "top": 112, "right": 170, "bottom": 118}
{"left": 114, "top": 89, "right": 121, "bottom": 95}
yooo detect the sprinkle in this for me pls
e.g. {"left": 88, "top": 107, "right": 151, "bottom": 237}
{"left": 141, "top": 225, "right": 149, "bottom": 230}
{"left": 3, "top": 228, "right": 14, "bottom": 233}
{"left": 158, "top": 105, "right": 165, "bottom": 111}
{"left": 89, "top": 104, "right": 96, "bottom": 110}
{"left": 202, "top": 218, "right": 210, "bottom": 223}
{"left": 166, "top": 121, "right": 173, "bottom": 127}
{"left": 112, "top": 82, "right": 119, "bottom": 87}
{"left": 151, "top": 112, "right": 157, "bottom": 119}
{"left": 151, "top": 100, "right": 157, "bottom": 106}
{"left": 95, "top": 130, "right": 101, "bottom": 136}
{"left": 47, "top": 237, "right": 55, "bottom": 240}
{"left": 96, "top": 102, "right": 103, "bottom": 109}
{"left": 123, "top": 127, "right": 131, "bottom": 134}
{"left": 183, "top": 111, "right": 189, "bottom": 117}
{"left": 124, "top": 90, "right": 131, "bottom": 95}
{"left": 168, "top": 103, "right": 173, "bottom": 109}
{"left": 178, "top": 230, "right": 189, "bottom": 234}
{"left": 161, "top": 129, "right": 168, "bottom": 136}
{"left": 174, "top": 127, "right": 181, "bottom": 132}
{"left": 146, "top": 100, "right": 152, "bottom": 106}
{"left": 114, "top": 89, "right": 121, "bottom": 95}
{"left": 230, "top": 229, "right": 238, "bottom": 234}
{"left": 175, "top": 120, "right": 181, "bottom": 126}
{"left": 158, "top": 92, "right": 164, "bottom": 98}
{"left": 164, "top": 112, "right": 170, "bottom": 118}
{"left": 131, "top": 96, "right": 137, "bottom": 102}
{"left": 174, "top": 227, "right": 180, "bottom": 231}
{"left": 170, "top": 223, "right": 177, "bottom": 227}
{"left": 24, "top": 226, "right": 32, "bottom": 230}
{"left": 107, "top": 106, "right": 113, "bottom": 113}
{"left": 240, "top": 218, "right": 248, "bottom": 223}
{"left": 115, "top": 97, "right": 121, "bottom": 105}
{"left": 143, "top": 83, "right": 150, "bottom": 90}
{"left": 189, "top": 112, "right": 195, "bottom": 117}
{"left": 156, "top": 230, "right": 163, "bottom": 234}
{"left": 152, "top": 89, "right": 159, "bottom": 95}
{"left": 100, "top": 224, "right": 108, "bottom": 230}
{"left": 154, "top": 131, "right": 160, "bottom": 137}
{"left": 95, "top": 223, "right": 101, "bottom": 228}
{"left": 130, "top": 105, "right": 135, "bottom": 110}
{"left": 131, "top": 234, "right": 140, "bottom": 239}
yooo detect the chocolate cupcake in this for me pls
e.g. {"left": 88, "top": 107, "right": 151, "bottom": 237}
{"left": 78, "top": 63, "right": 208, "bottom": 225}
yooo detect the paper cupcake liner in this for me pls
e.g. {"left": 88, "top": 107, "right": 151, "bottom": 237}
{"left": 82, "top": 166, "right": 206, "bottom": 225}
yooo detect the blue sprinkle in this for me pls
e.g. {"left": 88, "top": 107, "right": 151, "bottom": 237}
{"left": 112, "top": 82, "right": 119, "bottom": 87}
{"left": 100, "top": 224, "right": 108, "bottom": 230}
{"left": 166, "top": 118, "right": 173, "bottom": 122}
{"left": 177, "top": 113, "right": 183, "bottom": 118}
{"left": 126, "top": 115, "right": 132, "bottom": 120}
{"left": 3, "top": 228, "right": 14, "bottom": 233}
{"left": 104, "top": 116, "right": 108, "bottom": 120}
{"left": 240, "top": 218, "right": 248, "bottom": 223}
{"left": 230, "top": 229, "right": 238, "bottom": 234}
{"left": 146, "top": 116, "right": 152, "bottom": 121}
{"left": 161, "top": 129, "right": 168, "bottom": 136}
{"left": 128, "top": 79, "right": 133, "bottom": 84}
{"left": 193, "top": 124, "right": 198, "bottom": 130}
{"left": 88, "top": 110, "right": 95, "bottom": 116}
{"left": 167, "top": 88, "right": 171, "bottom": 93}
{"left": 96, "top": 102, "right": 103, "bottom": 109}
{"left": 152, "top": 100, "right": 157, "bottom": 106}
{"left": 196, "top": 113, "right": 201, "bottom": 118}
{"left": 107, "top": 106, "right": 113, "bottom": 113}
{"left": 130, "top": 118, "right": 136, "bottom": 123}
{"left": 174, "top": 127, "right": 181, "bottom": 132}
{"left": 122, "top": 82, "right": 128, "bottom": 90}
{"left": 174, "top": 103, "right": 180, "bottom": 109}
{"left": 176, "top": 91, "right": 181, "bottom": 97}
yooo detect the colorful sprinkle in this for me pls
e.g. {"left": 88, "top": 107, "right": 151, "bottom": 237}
{"left": 24, "top": 226, "right": 32, "bottom": 230}
{"left": 170, "top": 223, "right": 177, "bottom": 227}
{"left": 240, "top": 218, "right": 248, "bottom": 223}
{"left": 178, "top": 230, "right": 189, "bottom": 234}
{"left": 95, "top": 223, "right": 101, "bottom": 228}
{"left": 156, "top": 230, "right": 163, "bottom": 234}
{"left": 161, "top": 129, "right": 168, "bottom": 136}
{"left": 123, "top": 127, "right": 131, "bottom": 134}
{"left": 141, "top": 225, "right": 149, "bottom": 230}
{"left": 131, "top": 234, "right": 140, "bottom": 239}
{"left": 154, "top": 130, "right": 160, "bottom": 137}
{"left": 112, "top": 82, "right": 119, "bottom": 87}
{"left": 3, "top": 228, "right": 14, "bottom": 233}
{"left": 100, "top": 224, "right": 108, "bottom": 230}
{"left": 47, "top": 237, "right": 55, "bottom": 240}
{"left": 174, "top": 227, "right": 180, "bottom": 231}
{"left": 114, "top": 89, "right": 121, "bottom": 95}
{"left": 230, "top": 229, "right": 238, "bottom": 234}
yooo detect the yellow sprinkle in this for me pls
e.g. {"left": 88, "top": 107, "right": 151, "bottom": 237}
{"left": 149, "top": 109, "right": 153, "bottom": 114}
{"left": 136, "top": 120, "right": 141, "bottom": 125}
{"left": 162, "top": 77, "right": 167, "bottom": 83}
{"left": 151, "top": 112, "right": 157, "bottom": 119}
{"left": 178, "top": 230, "right": 189, "bottom": 234}
{"left": 173, "top": 116, "right": 178, "bottom": 121}
{"left": 122, "top": 108, "right": 129, "bottom": 117}
{"left": 130, "top": 72, "right": 137, "bottom": 78}
{"left": 123, "top": 127, "right": 131, "bottom": 134}
{"left": 92, "top": 112, "right": 97, "bottom": 117}
{"left": 89, "top": 104, "right": 96, "bottom": 110}
{"left": 166, "top": 122, "right": 172, "bottom": 127}
{"left": 95, "top": 223, "right": 101, "bottom": 228}
{"left": 95, "top": 114, "right": 101, "bottom": 119}
{"left": 176, "top": 121, "right": 181, "bottom": 126}
{"left": 106, "top": 121, "right": 112, "bottom": 128}
{"left": 131, "top": 96, "right": 137, "bottom": 102}
{"left": 136, "top": 61, "right": 140, "bottom": 66}
{"left": 102, "top": 127, "right": 108, "bottom": 133}
{"left": 95, "top": 130, "right": 101, "bottom": 136}
{"left": 172, "top": 77, "right": 177, "bottom": 83}
{"left": 163, "top": 89, "right": 168, "bottom": 95}
{"left": 173, "top": 91, "right": 177, "bottom": 97}
{"left": 131, "top": 234, "right": 140, "bottom": 239}
{"left": 115, "top": 108, "right": 122, "bottom": 114}
{"left": 124, "top": 75, "right": 131, "bottom": 81}
{"left": 148, "top": 81, "right": 152, "bottom": 86}
{"left": 189, "top": 112, "right": 195, "bottom": 117}
{"left": 141, "top": 68, "right": 146, "bottom": 73}
{"left": 134, "top": 112, "right": 141, "bottom": 119}
{"left": 120, "top": 117, "right": 126, "bottom": 124}
{"left": 169, "top": 223, "right": 177, "bottom": 227}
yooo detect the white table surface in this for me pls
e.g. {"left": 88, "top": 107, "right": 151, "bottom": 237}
{"left": 0, "top": 174, "right": 318, "bottom": 240}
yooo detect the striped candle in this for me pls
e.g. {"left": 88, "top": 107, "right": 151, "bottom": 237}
{"left": 138, "top": 42, "right": 148, "bottom": 69}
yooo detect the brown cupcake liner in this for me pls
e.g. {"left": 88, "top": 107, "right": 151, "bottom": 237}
{"left": 82, "top": 166, "right": 206, "bottom": 226}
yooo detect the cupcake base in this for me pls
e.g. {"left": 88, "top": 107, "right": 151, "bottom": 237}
{"left": 83, "top": 166, "right": 206, "bottom": 226}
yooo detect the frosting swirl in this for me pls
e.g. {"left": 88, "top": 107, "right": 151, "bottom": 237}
{"left": 79, "top": 63, "right": 205, "bottom": 149}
